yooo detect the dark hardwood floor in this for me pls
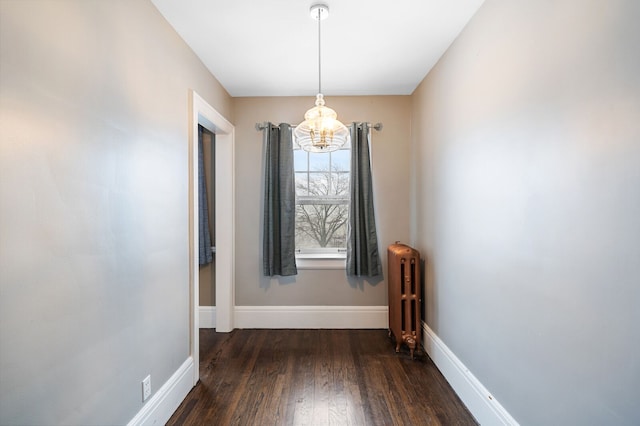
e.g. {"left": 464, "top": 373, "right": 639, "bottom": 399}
{"left": 167, "top": 329, "right": 477, "bottom": 425}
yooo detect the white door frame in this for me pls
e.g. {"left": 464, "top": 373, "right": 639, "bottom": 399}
{"left": 190, "top": 90, "right": 235, "bottom": 385}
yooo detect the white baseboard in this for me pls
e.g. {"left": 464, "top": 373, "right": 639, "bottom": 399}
{"left": 235, "top": 305, "right": 388, "bottom": 329}
{"left": 127, "top": 357, "right": 195, "bottom": 426}
{"left": 127, "top": 313, "right": 514, "bottom": 425}
{"left": 422, "top": 322, "right": 519, "bottom": 426}
{"left": 199, "top": 306, "right": 216, "bottom": 329}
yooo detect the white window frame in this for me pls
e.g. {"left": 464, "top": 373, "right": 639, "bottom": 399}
{"left": 293, "top": 140, "right": 350, "bottom": 268}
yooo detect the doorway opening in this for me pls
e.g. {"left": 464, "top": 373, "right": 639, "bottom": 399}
{"left": 190, "top": 91, "right": 235, "bottom": 385}
{"left": 198, "top": 126, "right": 216, "bottom": 321}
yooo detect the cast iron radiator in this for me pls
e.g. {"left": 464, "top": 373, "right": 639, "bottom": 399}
{"left": 387, "top": 243, "right": 422, "bottom": 359}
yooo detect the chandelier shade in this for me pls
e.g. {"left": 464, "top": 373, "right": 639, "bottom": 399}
{"left": 293, "top": 94, "right": 349, "bottom": 153}
{"left": 294, "top": 4, "right": 350, "bottom": 153}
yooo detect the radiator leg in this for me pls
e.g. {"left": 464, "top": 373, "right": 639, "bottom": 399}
{"left": 405, "top": 336, "right": 416, "bottom": 360}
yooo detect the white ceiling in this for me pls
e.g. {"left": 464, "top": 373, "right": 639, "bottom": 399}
{"left": 150, "top": 0, "right": 484, "bottom": 97}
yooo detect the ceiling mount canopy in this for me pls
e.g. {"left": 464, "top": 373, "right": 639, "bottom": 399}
{"left": 294, "top": 3, "right": 350, "bottom": 153}
{"left": 309, "top": 3, "right": 329, "bottom": 20}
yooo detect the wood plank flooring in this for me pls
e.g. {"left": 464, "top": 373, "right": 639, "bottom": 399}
{"left": 167, "top": 329, "right": 477, "bottom": 425}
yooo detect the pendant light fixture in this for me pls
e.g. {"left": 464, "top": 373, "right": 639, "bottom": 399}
{"left": 294, "top": 3, "right": 350, "bottom": 153}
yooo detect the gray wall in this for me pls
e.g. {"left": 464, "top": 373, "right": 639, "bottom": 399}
{"left": 233, "top": 96, "right": 411, "bottom": 306}
{"left": 411, "top": 0, "right": 640, "bottom": 424}
{"left": 0, "top": 1, "right": 232, "bottom": 424}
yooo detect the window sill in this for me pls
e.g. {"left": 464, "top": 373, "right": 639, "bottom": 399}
{"left": 296, "top": 254, "right": 346, "bottom": 270}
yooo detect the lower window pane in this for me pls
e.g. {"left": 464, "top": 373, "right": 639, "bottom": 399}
{"left": 295, "top": 204, "right": 348, "bottom": 250}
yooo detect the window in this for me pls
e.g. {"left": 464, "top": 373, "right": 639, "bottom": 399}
{"left": 293, "top": 142, "right": 350, "bottom": 258}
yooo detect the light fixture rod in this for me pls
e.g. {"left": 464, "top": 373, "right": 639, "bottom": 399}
{"left": 317, "top": 6, "right": 322, "bottom": 95}
{"left": 310, "top": 3, "right": 328, "bottom": 95}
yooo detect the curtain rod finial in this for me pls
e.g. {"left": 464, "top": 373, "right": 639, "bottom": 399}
{"left": 373, "top": 123, "right": 383, "bottom": 131}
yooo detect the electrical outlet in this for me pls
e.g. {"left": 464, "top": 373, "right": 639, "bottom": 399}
{"left": 142, "top": 375, "right": 151, "bottom": 402}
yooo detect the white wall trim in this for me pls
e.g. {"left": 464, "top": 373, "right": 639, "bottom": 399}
{"left": 422, "top": 322, "right": 519, "bottom": 426}
{"left": 199, "top": 306, "right": 217, "bottom": 329}
{"left": 295, "top": 257, "right": 346, "bottom": 270}
{"left": 127, "top": 357, "right": 194, "bottom": 426}
{"left": 235, "top": 306, "right": 388, "bottom": 329}
{"left": 190, "top": 90, "right": 235, "bottom": 386}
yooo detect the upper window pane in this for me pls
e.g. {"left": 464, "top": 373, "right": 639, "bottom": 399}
{"left": 331, "top": 150, "right": 350, "bottom": 171}
{"left": 331, "top": 172, "right": 349, "bottom": 196}
{"left": 295, "top": 172, "right": 308, "bottom": 196}
{"left": 294, "top": 150, "right": 308, "bottom": 171}
{"left": 307, "top": 172, "right": 330, "bottom": 196}
{"left": 308, "top": 152, "right": 330, "bottom": 172}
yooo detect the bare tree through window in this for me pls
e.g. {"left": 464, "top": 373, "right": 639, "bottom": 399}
{"left": 294, "top": 148, "right": 350, "bottom": 251}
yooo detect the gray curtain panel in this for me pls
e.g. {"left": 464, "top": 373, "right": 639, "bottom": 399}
{"left": 198, "top": 126, "right": 214, "bottom": 265}
{"left": 263, "top": 123, "right": 298, "bottom": 276}
{"left": 347, "top": 123, "right": 382, "bottom": 277}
